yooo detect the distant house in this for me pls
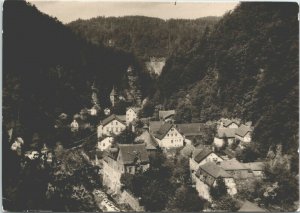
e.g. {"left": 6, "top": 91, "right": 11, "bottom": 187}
{"left": 102, "top": 144, "right": 150, "bottom": 193}
{"left": 126, "top": 107, "right": 141, "bottom": 125}
{"left": 238, "top": 200, "right": 267, "bottom": 212}
{"left": 220, "top": 158, "right": 250, "bottom": 179}
{"left": 152, "top": 123, "right": 184, "bottom": 149}
{"left": 195, "top": 162, "right": 237, "bottom": 201}
{"left": 135, "top": 130, "right": 158, "bottom": 153}
{"left": 104, "top": 108, "right": 111, "bottom": 116}
{"left": 97, "top": 114, "right": 126, "bottom": 138}
{"left": 242, "top": 162, "right": 265, "bottom": 177}
{"left": 158, "top": 110, "right": 176, "bottom": 122}
{"left": 220, "top": 119, "right": 239, "bottom": 129}
{"left": 70, "top": 120, "right": 79, "bottom": 132}
{"left": 235, "top": 124, "right": 253, "bottom": 143}
{"left": 98, "top": 137, "right": 114, "bottom": 151}
{"left": 190, "top": 149, "right": 223, "bottom": 174}
{"left": 176, "top": 123, "right": 205, "bottom": 144}
{"left": 214, "top": 128, "right": 236, "bottom": 147}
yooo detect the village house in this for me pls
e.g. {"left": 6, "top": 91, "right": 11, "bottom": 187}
{"left": 158, "top": 110, "right": 176, "bottom": 122}
{"left": 219, "top": 119, "right": 240, "bottom": 129}
{"left": 70, "top": 119, "right": 79, "bottom": 132}
{"left": 213, "top": 128, "right": 236, "bottom": 147}
{"left": 190, "top": 148, "right": 224, "bottom": 176}
{"left": 242, "top": 162, "right": 265, "bottom": 178}
{"left": 126, "top": 107, "right": 141, "bottom": 125}
{"left": 97, "top": 114, "right": 126, "bottom": 138}
{"left": 235, "top": 124, "right": 253, "bottom": 143}
{"left": 152, "top": 123, "right": 184, "bottom": 149}
{"left": 102, "top": 144, "right": 150, "bottom": 193}
{"left": 97, "top": 137, "right": 114, "bottom": 151}
{"left": 135, "top": 130, "right": 158, "bottom": 153}
{"left": 194, "top": 162, "right": 237, "bottom": 201}
{"left": 220, "top": 158, "right": 250, "bottom": 179}
{"left": 176, "top": 123, "right": 205, "bottom": 145}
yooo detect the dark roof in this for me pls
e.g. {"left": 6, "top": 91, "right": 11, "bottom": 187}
{"left": 101, "top": 114, "right": 125, "bottom": 126}
{"left": 159, "top": 110, "right": 175, "bottom": 120}
{"left": 220, "top": 159, "right": 247, "bottom": 171}
{"left": 135, "top": 131, "right": 158, "bottom": 150}
{"left": 193, "top": 149, "right": 214, "bottom": 163}
{"left": 149, "top": 121, "right": 164, "bottom": 134}
{"left": 223, "top": 119, "right": 239, "bottom": 127}
{"left": 118, "top": 144, "right": 149, "bottom": 165}
{"left": 154, "top": 123, "right": 173, "bottom": 140}
{"left": 242, "top": 162, "right": 264, "bottom": 171}
{"left": 217, "top": 128, "right": 236, "bottom": 138}
{"left": 235, "top": 124, "right": 253, "bottom": 137}
{"left": 196, "top": 162, "right": 231, "bottom": 180}
{"left": 238, "top": 201, "right": 266, "bottom": 212}
{"left": 176, "top": 123, "right": 205, "bottom": 136}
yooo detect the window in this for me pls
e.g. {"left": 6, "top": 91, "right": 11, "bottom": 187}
{"left": 171, "top": 134, "right": 173, "bottom": 137}
{"left": 171, "top": 140, "right": 173, "bottom": 143}
{"left": 175, "top": 133, "right": 177, "bottom": 136}
{"left": 167, "top": 134, "right": 169, "bottom": 137}
{"left": 106, "top": 127, "right": 109, "bottom": 132}
{"left": 103, "top": 143, "right": 105, "bottom": 146}
{"left": 116, "top": 127, "right": 119, "bottom": 132}
{"left": 116, "top": 121, "right": 118, "bottom": 125}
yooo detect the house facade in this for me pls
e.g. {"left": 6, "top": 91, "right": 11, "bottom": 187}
{"left": 213, "top": 128, "right": 236, "bottom": 147}
{"left": 194, "top": 162, "right": 237, "bottom": 201}
{"left": 97, "top": 137, "right": 114, "bottom": 151}
{"left": 153, "top": 123, "right": 184, "bottom": 149}
{"left": 220, "top": 158, "right": 250, "bottom": 179}
{"left": 97, "top": 114, "right": 126, "bottom": 138}
{"left": 102, "top": 144, "right": 150, "bottom": 193}
{"left": 235, "top": 124, "right": 253, "bottom": 143}
{"left": 126, "top": 107, "right": 141, "bottom": 125}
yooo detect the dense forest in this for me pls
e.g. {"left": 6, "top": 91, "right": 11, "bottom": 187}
{"left": 68, "top": 16, "right": 219, "bottom": 61}
{"left": 154, "top": 2, "right": 298, "bottom": 159}
{"left": 3, "top": 0, "right": 153, "bottom": 147}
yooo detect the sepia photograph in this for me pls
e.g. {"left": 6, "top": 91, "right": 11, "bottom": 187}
{"left": 2, "top": 0, "right": 299, "bottom": 212}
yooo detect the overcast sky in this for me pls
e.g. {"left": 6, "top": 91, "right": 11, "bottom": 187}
{"left": 27, "top": 1, "right": 239, "bottom": 24}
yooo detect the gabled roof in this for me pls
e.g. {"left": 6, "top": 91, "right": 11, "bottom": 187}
{"left": 159, "top": 110, "right": 176, "bottom": 120}
{"left": 238, "top": 201, "right": 266, "bottom": 212}
{"left": 101, "top": 114, "right": 125, "bottom": 126}
{"left": 176, "top": 123, "right": 205, "bottom": 136}
{"left": 235, "top": 124, "right": 253, "bottom": 137}
{"left": 217, "top": 128, "right": 236, "bottom": 138}
{"left": 193, "top": 149, "right": 215, "bottom": 163}
{"left": 127, "top": 107, "right": 141, "bottom": 114}
{"left": 220, "top": 159, "right": 247, "bottom": 171}
{"left": 149, "top": 121, "right": 164, "bottom": 134}
{"left": 135, "top": 131, "right": 158, "bottom": 150}
{"left": 223, "top": 119, "right": 239, "bottom": 127}
{"left": 196, "top": 162, "right": 232, "bottom": 180}
{"left": 154, "top": 123, "right": 174, "bottom": 140}
{"left": 116, "top": 115, "right": 126, "bottom": 122}
{"left": 242, "top": 162, "right": 264, "bottom": 171}
{"left": 118, "top": 144, "right": 149, "bottom": 165}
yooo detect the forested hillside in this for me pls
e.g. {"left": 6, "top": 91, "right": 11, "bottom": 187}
{"left": 3, "top": 0, "right": 150, "bottom": 146}
{"left": 155, "top": 3, "right": 298, "bottom": 157}
{"left": 68, "top": 16, "right": 219, "bottom": 61}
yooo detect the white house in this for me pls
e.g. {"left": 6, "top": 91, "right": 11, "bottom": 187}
{"left": 219, "top": 119, "right": 240, "bottom": 129}
{"left": 153, "top": 123, "right": 184, "bottom": 149}
{"left": 189, "top": 149, "right": 223, "bottom": 175}
{"left": 194, "top": 162, "right": 237, "bottom": 201}
{"left": 98, "top": 137, "right": 114, "bottom": 151}
{"left": 235, "top": 124, "right": 253, "bottom": 143}
{"left": 97, "top": 114, "right": 126, "bottom": 138}
{"left": 126, "top": 107, "right": 141, "bottom": 125}
{"left": 70, "top": 120, "right": 79, "bottom": 132}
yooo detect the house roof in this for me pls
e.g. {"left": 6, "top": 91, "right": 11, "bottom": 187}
{"left": 243, "top": 162, "right": 265, "bottom": 171}
{"left": 101, "top": 114, "right": 125, "bottom": 126}
{"left": 149, "top": 121, "right": 164, "bottom": 134}
{"left": 118, "top": 144, "right": 149, "bottom": 165}
{"left": 127, "top": 107, "right": 141, "bottom": 114}
{"left": 176, "top": 123, "right": 205, "bottom": 136}
{"left": 193, "top": 149, "right": 215, "bottom": 163}
{"left": 235, "top": 124, "right": 253, "bottom": 137}
{"left": 217, "top": 128, "right": 236, "bottom": 138}
{"left": 223, "top": 119, "right": 239, "bottom": 127}
{"left": 135, "top": 131, "right": 158, "bottom": 150}
{"left": 116, "top": 115, "right": 126, "bottom": 122}
{"left": 238, "top": 201, "right": 266, "bottom": 212}
{"left": 159, "top": 110, "right": 176, "bottom": 120}
{"left": 154, "top": 123, "right": 174, "bottom": 140}
{"left": 196, "top": 162, "right": 232, "bottom": 179}
{"left": 220, "top": 159, "right": 247, "bottom": 171}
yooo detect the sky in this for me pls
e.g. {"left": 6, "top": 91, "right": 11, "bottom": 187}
{"left": 27, "top": 1, "right": 239, "bottom": 24}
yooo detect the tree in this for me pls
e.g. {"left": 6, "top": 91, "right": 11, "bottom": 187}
{"left": 210, "top": 177, "right": 228, "bottom": 200}
{"left": 213, "top": 195, "right": 240, "bottom": 211}
{"left": 114, "top": 128, "right": 137, "bottom": 144}
{"left": 236, "top": 143, "right": 260, "bottom": 162}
